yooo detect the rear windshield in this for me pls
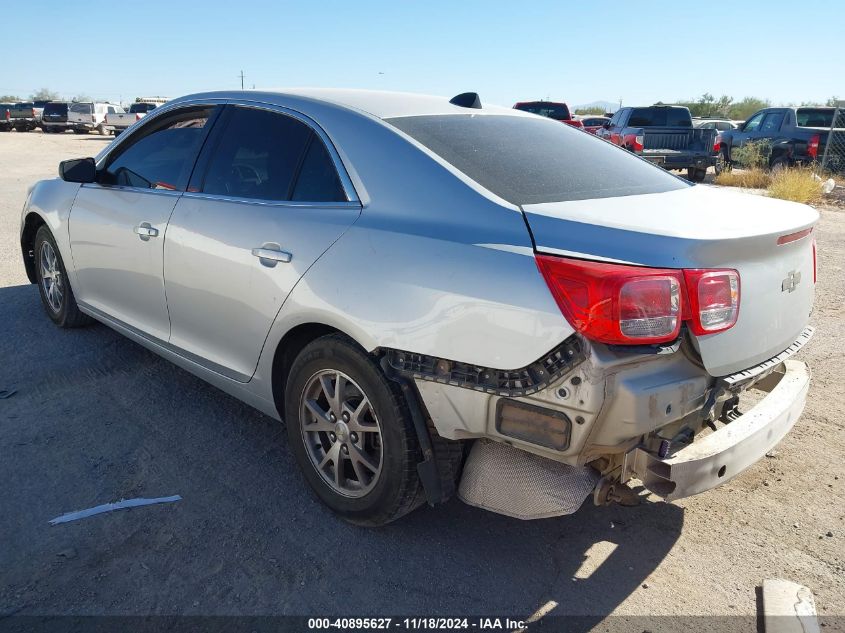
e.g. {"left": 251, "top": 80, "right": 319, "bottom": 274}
{"left": 628, "top": 107, "right": 692, "bottom": 127}
{"left": 583, "top": 117, "right": 609, "bottom": 126}
{"left": 515, "top": 102, "right": 571, "bottom": 120}
{"left": 43, "top": 102, "right": 68, "bottom": 115}
{"left": 387, "top": 114, "right": 688, "bottom": 205}
{"left": 796, "top": 108, "right": 835, "bottom": 128}
{"left": 69, "top": 102, "right": 93, "bottom": 114}
{"left": 15, "top": 102, "right": 34, "bottom": 108}
{"left": 129, "top": 103, "right": 157, "bottom": 113}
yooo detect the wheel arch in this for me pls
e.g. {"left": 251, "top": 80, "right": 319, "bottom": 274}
{"left": 271, "top": 322, "right": 355, "bottom": 417}
{"left": 20, "top": 211, "right": 47, "bottom": 284}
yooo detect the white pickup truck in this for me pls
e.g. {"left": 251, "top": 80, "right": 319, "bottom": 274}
{"left": 105, "top": 101, "right": 161, "bottom": 136}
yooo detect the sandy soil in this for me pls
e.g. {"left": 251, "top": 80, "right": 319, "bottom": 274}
{"left": 0, "top": 130, "right": 843, "bottom": 628}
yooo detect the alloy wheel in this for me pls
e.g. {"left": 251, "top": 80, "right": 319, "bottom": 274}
{"left": 299, "top": 369, "right": 383, "bottom": 498}
{"left": 40, "top": 242, "right": 64, "bottom": 313}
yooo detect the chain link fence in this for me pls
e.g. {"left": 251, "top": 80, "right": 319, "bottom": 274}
{"left": 820, "top": 101, "right": 845, "bottom": 175}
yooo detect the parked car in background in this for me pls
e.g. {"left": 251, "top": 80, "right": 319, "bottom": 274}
{"left": 0, "top": 103, "right": 12, "bottom": 131}
{"left": 693, "top": 117, "right": 737, "bottom": 132}
{"left": 105, "top": 101, "right": 162, "bottom": 136}
{"left": 20, "top": 89, "right": 816, "bottom": 526}
{"left": 597, "top": 105, "right": 716, "bottom": 181}
{"left": 33, "top": 100, "right": 49, "bottom": 125}
{"left": 581, "top": 116, "right": 610, "bottom": 135}
{"left": 715, "top": 106, "right": 842, "bottom": 173}
{"left": 68, "top": 101, "right": 124, "bottom": 135}
{"left": 514, "top": 100, "right": 584, "bottom": 128}
{"left": 41, "top": 102, "right": 71, "bottom": 133}
{"left": 9, "top": 103, "right": 38, "bottom": 131}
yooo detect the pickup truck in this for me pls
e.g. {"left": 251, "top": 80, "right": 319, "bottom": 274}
{"left": 0, "top": 103, "right": 12, "bottom": 131}
{"left": 8, "top": 103, "right": 38, "bottom": 131}
{"left": 716, "top": 106, "right": 842, "bottom": 173}
{"left": 105, "top": 101, "right": 160, "bottom": 135}
{"left": 514, "top": 100, "right": 584, "bottom": 129}
{"left": 597, "top": 105, "right": 717, "bottom": 181}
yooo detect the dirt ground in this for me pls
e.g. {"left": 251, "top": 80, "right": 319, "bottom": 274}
{"left": 0, "top": 130, "right": 843, "bottom": 629}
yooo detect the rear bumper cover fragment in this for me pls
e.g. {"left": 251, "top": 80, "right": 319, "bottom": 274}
{"left": 623, "top": 358, "right": 810, "bottom": 500}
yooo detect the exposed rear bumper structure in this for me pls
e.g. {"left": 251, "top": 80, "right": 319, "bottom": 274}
{"left": 622, "top": 358, "right": 810, "bottom": 501}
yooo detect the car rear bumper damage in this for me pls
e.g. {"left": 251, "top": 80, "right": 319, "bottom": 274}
{"left": 622, "top": 357, "right": 810, "bottom": 501}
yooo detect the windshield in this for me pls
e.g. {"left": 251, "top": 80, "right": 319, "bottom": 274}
{"left": 796, "top": 108, "right": 836, "bottom": 128}
{"left": 628, "top": 107, "right": 692, "bottom": 127}
{"left": 514, "top": 102, "right": 571, "bottom": 120}
{"left": 69, "top": 102, "right": 93, "bottom": 114}
{"left": 387, "top": 114, "right": 688, "bottom": 205}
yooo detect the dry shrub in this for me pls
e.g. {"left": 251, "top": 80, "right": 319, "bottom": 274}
{"left": 767, "top": 169, "right": 824, "bottom": 204}
{"left": 714, "top": 168, "right": 771, "bottom": 189}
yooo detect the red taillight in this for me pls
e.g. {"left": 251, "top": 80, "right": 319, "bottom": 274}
{"left": 536, "top": 256, "right": 683, "bottom": 344}
{"left": 536, "top": 255, "right": 740, "bottom": 345}
{"left": 714, "top": 133, "right": 722, "bottom": 153}
{"left": 31, "top": 107, "right": 36, "bottom": 117}
{"left": 136, "top": 113, "right": 141, "bottom": 120}
{"left": 683, "top": 270, "right": 740, "bottom": 335}
{"left": 808, "top": 134, "right": 820, "bottom": 159}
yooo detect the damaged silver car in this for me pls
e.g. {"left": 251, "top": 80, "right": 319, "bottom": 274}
{"left": 19, "top": 89, "right": 816, "bottom": 525}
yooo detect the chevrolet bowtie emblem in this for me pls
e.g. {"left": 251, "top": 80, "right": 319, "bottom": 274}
{"left": 782, "top": 271, "right": 802, "bottom": 293}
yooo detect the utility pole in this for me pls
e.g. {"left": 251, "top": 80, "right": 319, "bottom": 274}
{"left": 239, "top": 70, "right": 245, "bottom": 90}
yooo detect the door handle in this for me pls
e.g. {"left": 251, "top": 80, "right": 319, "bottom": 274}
{"left": 251, "top": 247, "right": 292, "bottom": 264}
{"left": 133, "top": 222, "right": 159, "bottom": 240}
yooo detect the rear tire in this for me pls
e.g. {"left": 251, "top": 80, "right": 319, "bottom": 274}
{"left": 98, "top": 124, "right": 109, "bottom": 136}
{"left": 687, "top": 167, "right": 707, "bottom": 182}
{"left": 284, "top": 334, "right": 424, "bottom": 526}
{"left": 33, "top": 226, "right": 92, "bottom": 328}
{"left": 770, "top": 156, "right": 789, "bottom": 172}
{"left": 715, "top": 149, "right": 730, "bottom": 175}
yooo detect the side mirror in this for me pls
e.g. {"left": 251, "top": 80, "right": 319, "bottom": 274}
{"left": 603, "top": 122, "right": 611, "bottom": 129}
{"left": 59, "top": 157, "right": 96, "bottom": 183}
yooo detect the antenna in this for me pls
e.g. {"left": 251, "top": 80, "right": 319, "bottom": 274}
{"left": 239, "top": 70, "right": 245, "bottom": 90}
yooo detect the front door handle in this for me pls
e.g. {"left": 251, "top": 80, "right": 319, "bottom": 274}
{"left": 252, "top": 247, "right": 292, "bottom": 265}
{"left": 133, "top": 222, "right": 159, "bottom": 241}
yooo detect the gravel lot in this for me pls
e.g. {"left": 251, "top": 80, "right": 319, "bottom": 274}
{"left": 1, "top": 131, "right": 843, "bottom": 628}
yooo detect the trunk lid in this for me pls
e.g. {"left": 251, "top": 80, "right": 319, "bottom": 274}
{"left": 523, "top": 186, "right": 818, "bottom": 376}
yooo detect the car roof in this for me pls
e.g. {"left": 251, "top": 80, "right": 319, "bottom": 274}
{"left": 167, "top": 89, "right": 529, "bottom": 121}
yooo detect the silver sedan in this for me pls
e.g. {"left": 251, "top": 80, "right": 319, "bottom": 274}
{"left": 20, "top": 89, "right": 816, "bottom": 524}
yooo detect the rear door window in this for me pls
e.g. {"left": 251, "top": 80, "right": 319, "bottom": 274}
{"left": 291, "top": 137, "right": 346, "bottom": 202}
{"left": 69, "top": 103, "right": 93, "bottom": 114}
{"left": 200, "top": 106, "right": 316, "bottom": 201}
{"left": 760, "top": 111, "right": 785, "bottom": 133}
{"left": 387, "top": 114, "right": 688, "bottom": 205}
{"left": 103, "top": 106, "right": 215, "bottom": 191}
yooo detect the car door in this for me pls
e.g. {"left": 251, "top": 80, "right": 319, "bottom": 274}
{"left": 729, "top": 110, "right": 767, "bottom": 157}
{"left": 67, "top": 104, "right": 220, "bottom": 341}
{"left": 163, "top": 104, "right": 361, "bottom": 381}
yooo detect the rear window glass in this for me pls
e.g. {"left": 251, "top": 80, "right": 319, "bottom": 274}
{"left": 628, "top": 108, "right": 691, "bottom": 127}
{"left": 43, "top": 102, "right": 68, "bottom": 116}
{"left": 69, "top": 102, "right": 93, "bottom": 114}
{"left": 130, "top": 103, "right": 157, "bottom": 113}
{"left": 582, "top": 117, "right": 609, "bottom": 126}
{"left": 796, "top": 109, "right": 835, "bottom": 128}
{"left": 514, "top": 102, "right": 571, "bottom": 120}
{"left": 387, "top": 114, "right": 688, "bottom": 205}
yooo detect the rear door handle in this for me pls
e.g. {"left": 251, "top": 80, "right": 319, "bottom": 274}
{"left": 251, "top": 247, "right": 292, "bottom": 264}
{"left": 133, "top": 222, "right": 159, "bottom": 240}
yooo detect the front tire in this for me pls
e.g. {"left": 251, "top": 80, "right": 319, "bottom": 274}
{"left": 34, "top": 226, "right": 92, "bottom": 328}
{"left": 770, "top": 156, "right": 790, "bottom": 172}
{"left": 284, "top": 335, "right": 423, "bottom": 526}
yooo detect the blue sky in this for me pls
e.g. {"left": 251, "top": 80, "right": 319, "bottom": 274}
{"left": 3, "top": 0, "right": 842, "bottom": 108}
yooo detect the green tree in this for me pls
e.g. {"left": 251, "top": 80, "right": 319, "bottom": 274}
{"left": 826, "top": 96, "right": 841, "bottom": 107}
{"left": 30, "top": 88, "right": 60, "bottom": 101}
{"left": 728, "top": 97, "right": 770, "bottom": 121}
{"left": 574, "top": 106, "right": 606, "bottom": 115}
{"left": 676, "top": 93, "right": 734, "bottom": 118}
{"left": 0, "top": 95, "right": 21, "bottom": 102}
{"left": 72, "top": 94, "right": 92, "bottom": 103}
